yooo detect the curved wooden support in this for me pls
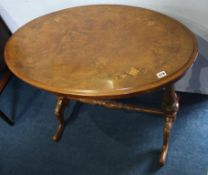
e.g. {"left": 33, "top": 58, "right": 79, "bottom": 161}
{"left": 159, "top": 115, "right": 176, "bottom": 165}
{"left": 159, "top": 85, "right": 179, "bottom": 165}
{"left": 52, "top": 96, "right": 68, "bottom": 142}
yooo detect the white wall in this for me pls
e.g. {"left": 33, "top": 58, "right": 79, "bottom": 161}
{"left": 1, "top": 0, "right": 208, "bottom": 94}
{"left": 1, "top": 0, "right": 208, "bottom": 40}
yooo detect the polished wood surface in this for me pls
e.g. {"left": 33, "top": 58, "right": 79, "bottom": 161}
{"left": 4, "top": 5, "right": 198, "bottom": 99}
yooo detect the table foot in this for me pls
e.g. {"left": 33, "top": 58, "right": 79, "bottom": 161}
{"left": 52, "top": 96, "right": 68, "bottom": 142}
{"left": 159, "top": 115, "right": 175, "bottom": 165}
{"left": 159, "top": 85, "right": 179, "bottom": 165}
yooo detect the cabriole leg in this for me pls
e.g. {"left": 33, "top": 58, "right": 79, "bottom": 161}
{"left": 52, "top": 96, "right": 68, "bottom": 142}
{"left": 159, "top": 85, "right": 179, "bottom": 165}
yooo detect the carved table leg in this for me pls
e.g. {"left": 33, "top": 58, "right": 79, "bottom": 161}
{"left": 159, "top": 85, "right": 179, "bottom": 165}
{"left": 52, "top": 96, "right": 68, "bottom": 142}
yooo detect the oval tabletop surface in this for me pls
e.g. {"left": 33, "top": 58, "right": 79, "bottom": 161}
{"left": 5, "top": 5, "right": 198, "bottom": 98}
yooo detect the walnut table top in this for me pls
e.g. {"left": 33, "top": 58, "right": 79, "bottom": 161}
{"left": 4, "top": 5, "right": 198, "bottom": 99}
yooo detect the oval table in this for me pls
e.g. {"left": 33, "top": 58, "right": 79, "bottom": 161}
{"left": 4, "top": 5, "right": 198, "bottom": 165}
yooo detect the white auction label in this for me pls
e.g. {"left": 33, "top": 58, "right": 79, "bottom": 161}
{"left": 156, "top": 71, "right": 167, "bottom": 79}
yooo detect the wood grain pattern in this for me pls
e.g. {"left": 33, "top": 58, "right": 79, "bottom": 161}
{"left": 4, "top": 5, "right": 198, "bottom": 99}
